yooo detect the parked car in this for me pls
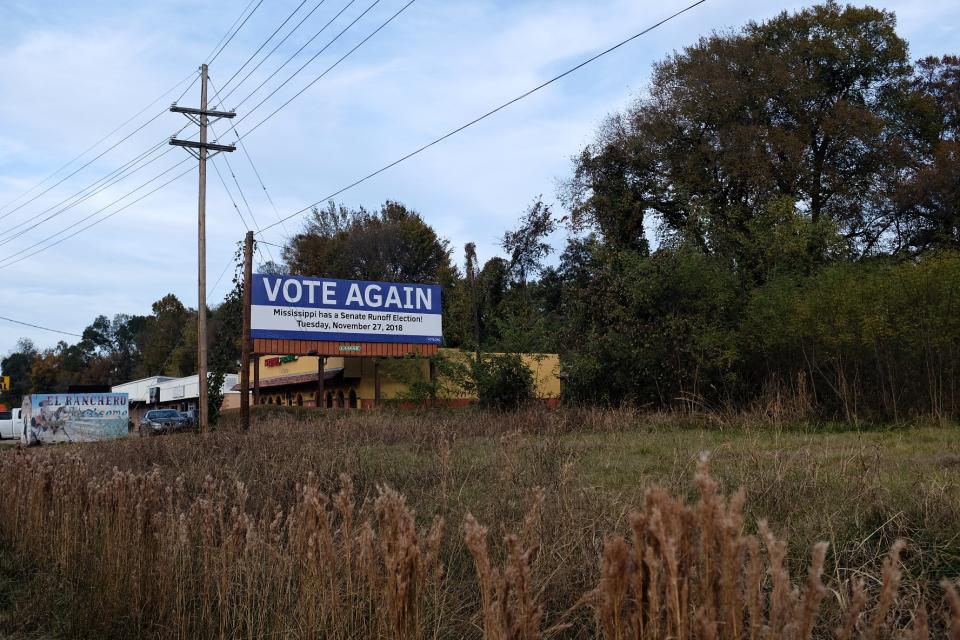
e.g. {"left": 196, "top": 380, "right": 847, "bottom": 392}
{"left": 179, "top": 410, "right": 196, "bottom": 428}
{"left": 139, "top": 409, "right": 192, "bottom": 436}
{"left": 0, "top": 408, "right": 23, "bottom": 440}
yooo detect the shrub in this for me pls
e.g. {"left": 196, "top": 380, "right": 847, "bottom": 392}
{"left": 473, "top": 353, "right": 535, "bottom": 410}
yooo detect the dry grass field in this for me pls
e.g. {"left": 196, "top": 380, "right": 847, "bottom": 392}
{"left": 0, "top": 407, "right": 958, "bottom": 639}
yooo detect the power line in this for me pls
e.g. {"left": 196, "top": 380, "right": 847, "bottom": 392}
{"left": 207, "top": 257, "right": 235, "bottom": 299}
{"left": 210, "top": 154, "right": 251, "bottom": 231}
{"left": 0, "top": 106, "right": 176, "bottom": 225}
{"left": 257, "top": 0, "right": 707, "bottom": 235}
{"left": 0, "top": 315, "right": 82, "bottom": 338}
{"left": 226, "top": 0, "right": 362, "bottom": 114}
{"left": 236, "top": 133, "right": 291, "bottom": 235}
{"left": 209, "top": 153, "right": 273, "bottom": 266}
{"left": 0, "top": 165, "right": 193, "bottom": 271}
{"left": 205, "top": 0, "right": 259, "bottom": 63}
{"left": 0, "top": 139, "right": 167, "bottom": 241}
{"left": 207, "top": 0, "right": 266, "bottom": 65}
{"left": 0, "top": 128, "right": 190, "bottom": 246}
{"left": 0, "top": 146, "right": 175, "bottom": 250}
{"left": 0, "top": 71, "right": 198, "bottom": 217}
{"left": 215, "top": 151, "right": 275, "bottom": 264}
{"left": 218, "top": 0, "right": 311, "bottom": 93}
{"left": 234, "top": 0, "right": 415, "bottom": 141}
{"left": 208, "top": 77, "right": 290, "bottom": 236}
{"left": 0, "top": 159, "right": 193, "bottom": 269}
{"left": 216, "top": 0, "right": 331, "bottom": 105}
{"left": 207, "top": 117, "right": 273, "bottom": 259}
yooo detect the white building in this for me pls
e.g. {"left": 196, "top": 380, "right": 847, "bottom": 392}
{"left": 112, "top": 373, "right": 240, "bottom": 422}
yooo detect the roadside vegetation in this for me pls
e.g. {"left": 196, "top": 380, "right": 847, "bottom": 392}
{"left": 1, "top": 3, "right": 959, "bottom": 637}
{"left": 1, "top": 407, "right": 958, "bottom": 638}
{"left": 4, "top": 3, "right": 960, "bottom": 428}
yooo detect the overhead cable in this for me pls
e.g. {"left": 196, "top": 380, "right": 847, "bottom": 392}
{"left": 0, "top": 127, "right": 189, "bottom": 245}
{"left": 0, "top": 315, "right": 82, "bottom": 337}
{"left": 207, "top": 0, "right": 266, "bottom": 65}
{"left": 0, "top": 160, "right": 193, "bottom": 269}
{"left": 229, "top": 0, "right": 363, "bottom": 113}
{"left": 256, "top": 0, "right": 707, "bottom": 234}
{"left": 0, "top": 106, "right": 178, "bottom": 224}
{"left": 218, "top": 0, "right": 311, "bottom": 93}
{"left": 216, "top": 0, "right": 331, "bottom": 104}
{"left": 0, "top": 70, "right": 197, "bottom": 217}
{"left": 221, "top": 0, "right": 414, "bottom": 143}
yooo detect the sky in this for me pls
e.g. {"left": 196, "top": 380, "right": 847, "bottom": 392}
{"left": 0, "top": 0, "right": 956, "bottom": 352}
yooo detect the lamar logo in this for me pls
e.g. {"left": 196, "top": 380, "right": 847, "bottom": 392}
{"left": 338, "top": 345, "right": 362, "bottom": 352}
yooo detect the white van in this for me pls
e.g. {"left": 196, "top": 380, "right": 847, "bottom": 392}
{"left": 0, "top": 408, "right": 23, "bottom": 440}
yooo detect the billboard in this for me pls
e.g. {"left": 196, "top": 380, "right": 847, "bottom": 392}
{"left": 251, "top": 274, "right": 442, "bottom": 344}
{"left": 22, "top": 393, "right": 129, "bottom": 444}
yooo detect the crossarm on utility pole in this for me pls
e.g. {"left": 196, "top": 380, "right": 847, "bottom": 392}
{"left": 169, "top": 138, "right": 237, "bottom": 153}
{"left": 170, "top": 105, "right": 236, "bottom": 119}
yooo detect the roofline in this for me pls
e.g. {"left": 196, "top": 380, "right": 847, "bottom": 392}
{"left": 112, "top": 375, "right": 177, "bottom": 386}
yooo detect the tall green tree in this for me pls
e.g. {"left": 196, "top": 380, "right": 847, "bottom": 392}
{"left": 896, "top": 55, "right": 960, "bottom": 252}
{"left": 284, "top": 201, "right": 455, "bottom": 284}
{"left": 566, "top": 1, "right": 913, "bottom": 262}
{"left": 137, "top": 294, "right": 192, "bottom": 377}
{"left": 0, "top": 339, "right": 37, "bottom": 405}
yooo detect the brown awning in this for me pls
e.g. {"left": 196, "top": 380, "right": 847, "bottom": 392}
{"left": 231, "top": 368, "right": 343, "bottom": 391}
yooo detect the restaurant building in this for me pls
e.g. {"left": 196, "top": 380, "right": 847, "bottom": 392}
{"left": 235, "top": 349, "right": 560, "bottom": 408}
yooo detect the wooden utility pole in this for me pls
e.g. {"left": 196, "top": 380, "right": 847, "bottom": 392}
{"left": 240, "top": 230, "right": 253, "bottom": 431}
{"left": 170, "top": 64, "right": 236, "bottom": 434}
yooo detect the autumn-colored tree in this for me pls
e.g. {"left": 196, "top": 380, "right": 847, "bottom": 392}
{"left": 566, "top": 2, "right": 913, "bottom": 261}
{"left": 284, "top": 201, "right": 455, "bottom": 285}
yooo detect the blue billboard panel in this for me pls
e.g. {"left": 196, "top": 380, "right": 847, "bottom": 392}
{"left": 250, "top": 274, "right": 443, "bottom": 344}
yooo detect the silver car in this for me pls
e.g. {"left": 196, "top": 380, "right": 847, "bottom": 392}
{"left": 139, "top": 409, "right": 192, "bottom": 436}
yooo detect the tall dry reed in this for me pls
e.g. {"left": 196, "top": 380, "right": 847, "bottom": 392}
{"left": 0, "top": 417, "right": 957, "bottom": 639}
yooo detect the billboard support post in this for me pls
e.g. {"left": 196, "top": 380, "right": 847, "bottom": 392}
{"left": 317, "top": 356, "right": 325, "bottom": 409}
{"left": 240, "top": 230, "right": 253, "bottom": 431}
{"left": 253, "top": 357, "right": 260, "bottom": 406}
{"left": 374, "top": 359, "right": 382, "bottom": 407}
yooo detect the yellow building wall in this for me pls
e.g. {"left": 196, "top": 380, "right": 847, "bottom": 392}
{"left": 249, "top": 350, "right": 561, "bottom": 404}
{"left": 251, "top": 354, "right": 346, "bottom": 379}
{"left": 432, "top": 349, "right": 561, "bottom": 400}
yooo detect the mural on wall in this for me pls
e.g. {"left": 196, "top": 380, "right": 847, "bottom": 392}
{"left": 22, "top": 393, "right": 129, "bottom": 444}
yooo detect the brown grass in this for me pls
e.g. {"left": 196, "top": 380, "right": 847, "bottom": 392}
{"left": 0, "top": 407, "right": 958, "bottom": 639}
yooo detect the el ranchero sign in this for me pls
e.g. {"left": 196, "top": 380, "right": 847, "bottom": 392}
{"left": 251, "top": 274, "right": 443, "bottom": 345}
